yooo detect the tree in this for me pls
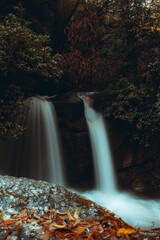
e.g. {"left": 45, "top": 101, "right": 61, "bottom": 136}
{"left": 0, "top": 5, "right": 62, "bottom": 90}
{"left": 0, "top": 5, "right": 63, "bottom": 139}
{"left": 60, "top": 1, "right": 106, "bottom": 90}
{"left": 103, "top": 78, "right": 160, "bottom": 146}
{"left": 101, "top": 0, "right": 160, "bottom": 146}
{"left": 0, "top": 85, "right": 25, "bottom": 140}
{"left": 0, "top": 0, "right": 81, "bottom": 52}
{"left": 0, "top": 0, "right": 58, "bottom": 34}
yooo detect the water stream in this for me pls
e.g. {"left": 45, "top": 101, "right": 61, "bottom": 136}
{"left": 83, "top": 100, "right": 117, "bottom": 195}
{"left": 82, "top": 98, "right": 160, "bottom": 229}
{"left": 0, "top": 96, "right": 64, "bottom": 185}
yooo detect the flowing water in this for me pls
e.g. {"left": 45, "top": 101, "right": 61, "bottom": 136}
{"left": 82, "top": 99, "right": 160, "bottom": 229}
{"left": 0, "top": 96, "right": 64, "bottom": 185}
{"left": 83, "top": 101, "right": 117, "bottom": 195}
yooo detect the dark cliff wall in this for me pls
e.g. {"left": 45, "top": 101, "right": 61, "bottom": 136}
{"left": 54, "top": 94, "right": 94, "bottom": 190}
{"left": 54, "top": 93, "right": 160, "bottom": 196}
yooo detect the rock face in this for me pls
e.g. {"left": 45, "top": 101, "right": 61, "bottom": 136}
{"left": 54, "top": 92, "right": 160, "bottom": 196}
{"left": 0, "top": 175, "right": 160, "bottom": 240}
{"left": 106, "top": 117, "right": 160, "bottom": 196}
{"left": 54, "top": 93, "right": 94, "bottom": 190}
{"left": 0, "top": 175, "right": 107, "bottom": 239}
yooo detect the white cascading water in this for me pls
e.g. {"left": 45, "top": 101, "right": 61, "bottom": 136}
{"left": 82, "top": 97, "right": 160, "bottom": 229}
{"left": 0, "top": 96, "right": 64, "bottom": 185}
{"left": 83, "top": 100, "right": 117, "bottom": 195}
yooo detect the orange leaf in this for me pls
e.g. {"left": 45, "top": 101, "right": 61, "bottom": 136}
{"left": 56, "top": 215, "right": 65, "bottom": 225}
{"left": 112, "top": 220, "right": 119, "bottom": 230}
{"left": 50, "top": 222, "right": 67, "bottom": 229}
{"left": 40, "top": 232, "right": 53, "bottom": 240}
{"left": 74, "top": 208, "right": 79, "bottom": 219}
{"left": 76, "top": 226, "right": 87, "bottom": 235}
{"left": 71, "top": 219, "right": 81, "bottom": 228}
{"left": 103, "top": 233, "right": 112, "bottom": 239}
{"left": 86, "top": 233, "right": 94, "bottom": 240}
{"left": 16, "top": 222, "right": 21, "bottom": 231}
{"left": 125, "top": 233, "right": 130, "bottom": 240}
{"left": 56, "top": 211, "right": 66, "bottom": 216}
{"left": 31, "top": 209, "right": 41, "bottom": 219}
{"left": 1, "top": 219, "right": 14, "bottom": 225}
{"left": 55, "top": 231, "right": 67, "bottom": 238}
{"left": 117, "top": 228, "right": 137, "bottom": 237}
{"left": 20, "top": 199, "right": 27, "bottom": 205}
{"left": 2, "top": 228, "right": 13, "bottom": 240}
{"left": 18, "top": 209, "right": 28, "bottom": 217}
{"left": 66, "top": 209, "right": 75, "bottom": 221}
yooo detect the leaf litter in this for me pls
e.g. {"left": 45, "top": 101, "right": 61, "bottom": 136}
{"left": 0, "top": 206, "right": 148, "bottom": 240}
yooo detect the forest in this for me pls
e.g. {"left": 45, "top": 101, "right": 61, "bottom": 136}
{"left": 0, "top": 0, "right": 160, "bottom": 146}
{"left": 0, "top": 1, "right": 160, "bottom": 238}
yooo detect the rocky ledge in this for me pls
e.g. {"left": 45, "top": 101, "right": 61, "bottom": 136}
{"left": 0, "top": 175, "right": 160, "bottom": 240}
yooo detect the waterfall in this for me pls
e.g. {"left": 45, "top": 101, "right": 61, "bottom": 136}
{"left": 0, "top": 96, "right": 64, "bottom": 185}
{"left": 84, "top": 101, "right": 117, "bottom": 194}
{"left": 81, "top": 96, "right": 160, "bottom": 229}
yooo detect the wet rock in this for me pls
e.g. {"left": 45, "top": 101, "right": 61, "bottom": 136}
{"left": 0, "top": 175, "right": 102, "bottom": 239}
{"left": 0, "top": 175, "right": 160, "bottom": 239}
{"left": 53, "top": 94, "right": 95, "bottom": 189}
{"left": 132, "top": 178, "right": 146, "bottom": 193}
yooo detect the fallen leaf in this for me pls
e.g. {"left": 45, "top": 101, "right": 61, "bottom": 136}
{"left": 20, "top": 199, "right": 27, "bottom": 205}
{"left": 66, "top": 209, "right": 75, "bottom": 221}
{"left": 117, "top": 227, "right": 137, "bottom": 237}
{"left": 76, "top": 226, "right": 87, "bottom": 234}
{"left": 74, "top": 208, "right": 79, "bottom": 219}
{"left": 2, "top": 228, "right": 13, "bottom": 240}
{"left": 16, "top": 222, "right": 21, "bottom": 231}
{"left": 50, "top": 222, "right": 67, "bottom": 229}
{"left": 0, "top": 207, "right": 142, "bottom": 240}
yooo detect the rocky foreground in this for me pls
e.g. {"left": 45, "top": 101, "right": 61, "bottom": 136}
{"left": 0, "top": 175, "right": 160, "bottom": 240}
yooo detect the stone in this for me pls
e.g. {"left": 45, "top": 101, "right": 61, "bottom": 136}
{"left": 0, "top": 175, "right": 159, "bottom": 239}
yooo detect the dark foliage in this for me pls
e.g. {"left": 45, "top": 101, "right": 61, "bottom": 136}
{"left": 0, "top": 0, "right": 160, "bottom": 144}
{"left": 0, "top": 5, "right": 62, "bottom": 139}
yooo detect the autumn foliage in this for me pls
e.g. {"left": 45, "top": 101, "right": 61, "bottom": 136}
{"left": 60, "top": 3, "right": 106, "bottom": 90}
{"left": 0, "top": 207, "right": 141, "bottom": 240}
